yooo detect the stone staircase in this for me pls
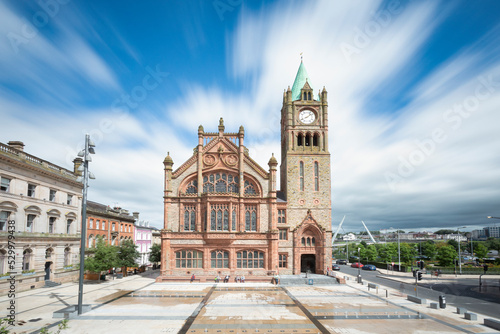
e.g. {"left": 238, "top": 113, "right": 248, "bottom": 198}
{"left": 44, "top": 280, "right": 62, "bottom": 288}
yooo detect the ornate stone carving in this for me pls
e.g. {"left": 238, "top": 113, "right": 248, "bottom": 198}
{"left": 203, "top": 154, "right": 218, "bottom": 167}
{"left": 224, "top": 154, "right": 238, "bottom": 167}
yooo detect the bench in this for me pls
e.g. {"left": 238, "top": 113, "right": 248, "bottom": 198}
{"left": 430, "top": 302, "right": 438, "bottom": 309}
{"left": 336, "top": 277, "right": 346, "bottom": 284}
{"left": 456, "top": 307, "right": 467, "bottom": 315}
{"left": 407, "top": 295, "right": 426, "bottom": 304}
{"left": 464, "top": 312, "right": 477, "bottom": 321}
{"left": 484, "top": 318, "right": 500, "bottom": 330}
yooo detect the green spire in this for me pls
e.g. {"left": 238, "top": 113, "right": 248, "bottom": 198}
{"left": 291, "top": 60, "right": 314, "bottom": 101}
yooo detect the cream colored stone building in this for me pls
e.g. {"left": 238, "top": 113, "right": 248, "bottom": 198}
{"left": 0, "top": 141, "right": 82, "bottom": 293}
{"left": 158, "top": 62, "right": 332, "bottom": 280}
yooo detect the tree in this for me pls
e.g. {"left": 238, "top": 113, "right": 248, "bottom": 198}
{"left": 360, "top": 240, "right": 368, "bottom": 248}
{"left": 434, "top": 229, "right": 456, "bottom": 235}
{"left": 474, "top": 243, "right": 488, "bottom": 260}
{"left": 84, "top": 237, "right": 118, "bottom": 273}
{"left": 447, "top": 239, "right": 459, "bottom": 252}
{"left": 436, "top": 244, "right": 457, "bottom": 267}
{"left": 421, "top": 241, "right": 437, "bottom": 260}
{"left": 149, "top": 243, "right": 161, "bottom": 264}
{"left": 117, "top": 240, "right": 140, "bottom": 268}
{"left": 361, "top": 244, "right": 378, "bottom": 262}
{"left": 399, "top": 243, "right": 417, "bottom": 265}
{"left": 379, "top": 243, "right": 397, "bottom": 263}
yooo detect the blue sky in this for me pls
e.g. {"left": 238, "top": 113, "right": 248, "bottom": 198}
{"left": 1, "top": 0, "right": 500, "bottom": 232}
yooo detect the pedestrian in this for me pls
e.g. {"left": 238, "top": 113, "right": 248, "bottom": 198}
{"left": 190, "top": 274, "right": 195, "bottom": 283}
{"left": 224, "top": 275, "right": 229, "bottom": 283}
{"left": 235, "top": 276, "right": 240, "bottom": 283}
{"left": 241, "top": 275, "right": 245, "bottom": 283}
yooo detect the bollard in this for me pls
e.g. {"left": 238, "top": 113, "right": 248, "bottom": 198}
{"left": 386, "top": 289, "right": 388, "bottom": 298}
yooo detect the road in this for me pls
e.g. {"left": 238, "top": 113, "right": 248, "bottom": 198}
{"left": 335, "top": 265, "right": 500, "bottom": 319}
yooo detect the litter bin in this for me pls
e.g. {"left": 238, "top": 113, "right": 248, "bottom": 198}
{"left": 439, "top": 295, "right": 446, "bottom": 309}
{"left": 357, "top": 275, "right": 362, "bottom": 284}
{"left": 308, "top": 279, "right": 314, "bottom": 285}
{"left": 117, "top": 273, "right": 123, "bottom": 279}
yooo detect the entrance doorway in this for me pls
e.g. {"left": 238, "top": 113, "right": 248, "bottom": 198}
{"left": 44, "top": 262, "right": 52, "bottom": 280}
{"left": 300, "top": 254, "right": 316, "bottom": 273}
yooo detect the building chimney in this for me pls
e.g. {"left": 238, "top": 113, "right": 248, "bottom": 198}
{"left": 8, "top": 141, "right": 25, "bottom": 151}
{"left": 133, "top": 212, "right": 140, "bottom": 220}
{"left": 73, "top": 157, "right": 83, "bottom": 176}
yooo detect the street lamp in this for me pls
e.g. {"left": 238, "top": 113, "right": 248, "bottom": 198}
{"left": 487, "top": 216, "right": 500, "bottom": 219}
{"left": 457, "top": 226, "right": 466, "bottom": 275}
{"left": 77, "top": 134, "right": 96, "bottom": 315}
{"left": 357, "top": 247, "right": 361, "bottom": 283}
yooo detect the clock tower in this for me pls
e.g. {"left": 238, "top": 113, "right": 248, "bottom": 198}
{"left": 279, "top": 60, "right": 332, "bottom": 274}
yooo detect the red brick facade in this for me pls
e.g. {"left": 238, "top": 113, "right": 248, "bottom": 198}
{"left": 86, "top": 201, "right": 135, "bottom": 248}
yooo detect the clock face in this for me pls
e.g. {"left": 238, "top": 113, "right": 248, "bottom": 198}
{"left": 299, "top": 110, "right": 316, "bottom": 124}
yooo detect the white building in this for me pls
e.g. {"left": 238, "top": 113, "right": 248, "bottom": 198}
{"left": 342, "top": 233, "right": 356, "bottom": 241}
{"left": 0, "top": 141, "right": 82, "bottom": 293}
{"left": 443, "top": 234, "right": 467, "bottom": 242}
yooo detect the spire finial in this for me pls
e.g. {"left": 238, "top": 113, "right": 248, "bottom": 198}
{"left": 300, "top": 52, "right": 303, "bottom": 62}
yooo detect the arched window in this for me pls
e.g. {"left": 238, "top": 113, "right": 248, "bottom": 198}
{"left": 66, "top": 219, "right": 73, "bottom": 234}
{"left": 245, "top": 206, "right": 257, "bottom": 231}
{"left": 23, "top": 249, "right": 32, "bottom": 271}
{"left": 307, "top": 92, "right": 311, "bottom": 100}
{"left": 176, "top": 250, "right": 203, "bottom": 268}
{"left": 232, "top": 208, "right": 237, "bottom": 231}
{"left": 303, "top": 92, "right": 307, "bottom": 100}
{"left": 314, "top": 162, "right": 319, "bottom": 191}
{"left": 306, "top": 238, "right": 311, "bottom": 246}
{"left": 301, "top": 237, "right": 305, "bottom": 246}
{"left": 305, "top": 134, "right": 311, "bottom": 146}
{"left": 312, "top": 237, "right": 316, "bottom": 246}
{"left": 88, "top": 234, "right": 94, "bottom": 248}
{"left": 64, "top": 247, "right": 71, "bottom": 267}
{"left": 210, "top": 204, "right": 229, "bottom": 231}
{"left": 244, "top": 180, "right": 257, "bottom": 195}
{"left": 185, "top": 180, "right": 198, "bottom": 194}
{"left": 203, "top": 173, "right": 239, "bottom": 193}
{"left": 313, "top": 133, "right": 319, "bottom": 147}
{"left": 184, "top": 205, "right": 196, "bottom": 231}
{"left": 49, "top": 217, "right": 56, "bottom": 233}
{"left": 211, "top": 250, "right": 229, "bottom": 268}
{"left": 297, "top": 133, "right": 303, "bottom": 146}
{"left": 299, "top": 161, "right": 304, "bottom": 191}
{"left": 27, "top": 214, "right": 35, "bottom": 232}
{"left": 0, "top": 250, "right": 7, "bottom": 275}
{"left": 237, "top": 250, "right": 264, "bottom": 268}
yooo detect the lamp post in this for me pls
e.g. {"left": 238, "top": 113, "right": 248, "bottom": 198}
{"left": 77, "top": 134, "right": 96, "bottom": 315}
{"left": 357, "top": 247, "right": 361, "bottom": 283}
{"left": 457, "top": 226, "right": 466, "bottom": 275}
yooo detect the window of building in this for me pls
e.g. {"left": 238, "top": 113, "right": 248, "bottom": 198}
{"left": 176, "top": 250, "right": 203, "bottom": 268}
{"left": 120, "top": 224, "right": 123, "bottom": 232}
{"left": 49, "top": 217, "right": 56, "bottom": 233}
{"left": 278, "top": 210, "right": 286, "bottom": 224}
{"left": 0, "top": 250, "right": 6, "bottom": 275}
{"left": 67, "top": 194, "right": 73, "bottom": 205}
{"left": 64, "top": 247, "right": 71, "bottom": 267}
{"left": 299, "top": 161, "right": 304, "bottom": 191}
{"left": 297, "top": 133, "right": 303, "bottom": 146}
{"left": 305, "top": 134, "right": 311, "bottom": 146}
{"left": 301, "top": 236, "right": 315, "bottom": 247}
{"left": 66, "top": 219, "right": 72, "bottom": 234}
{"left": 210, "top": 204, "right": 229, "bottom": 231}
{"left": 185, "top": 180, "right": 198, "bottom": 194}
{"left": 203, "top": 173, "right": 239, "bottom": 193}
{"left": 314, "top": 161, "right": 319, "bottom": 191}
{"left": 0, "top": 177, "right": 11, "bottom": 192}
{"left": 49, "top": 189, "right": 56, "bottom": 202}
{"left": 279, "top": 254, "right": 287, "bottom": 268}
{"left": 89, "top": 219, "right": 93, "bottom": 229}
{"left": 88, "top": 235, "right": 94, "bottom": 248}
{"left": 23, "top": 249, "right": 32, "bottom": 270}
{"left": 112, "top": 223, "right": 116, "bottom": 231}
{"left": 27, "top": 214, "right": 35, "bottom": 232}
{"left": 313, "top": 133, "right": 319, "bottom": 147}
{"left": 244, "top": 180, "right": 257, "bottom": 195}
{"left": 245, "top": 206, "right": 257, "bottom": 231}
{"left": 184, "top": 205, "right": 196, "bottom": 231}
{"left": 236, "top": 250, "right": 264, "bottom": 268}
{"left": 307, "top": 92, "right": 311, "bottom": 100}
{"left": 279, "top": 229, "right": 287, "bottom": 240}
{"left": 28, "top": 184, "right": 36, "bottom": 197}
{"left": 111, "top": 236, "right": 116, "bottom": 246}
{"left": 211, "top": 250, "right": 229, "bottom": 268}
{"left": 0, "top": 211, "right": 9, "bottom": 231}
{"left": 232, "top": 208, "right": 237, "bottom": 231}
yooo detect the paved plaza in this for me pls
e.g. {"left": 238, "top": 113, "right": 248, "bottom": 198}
{"left": 1, "top": 271, "right": 499, "bottom": 334}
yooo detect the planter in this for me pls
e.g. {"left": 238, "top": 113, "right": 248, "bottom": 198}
{"left": 84, "top": 273, "right": 100, "bottom": 280}
{"left": 22, "top": 272, "right": 36, "bottom": 276}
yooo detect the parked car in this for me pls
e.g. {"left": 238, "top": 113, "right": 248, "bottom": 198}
{"left": 351, "top": 262, "right": 363, "bottom": 268}
{"left": 336, "top": 259, "right": 348, "bottom": 265}
{"left": 332, "top": 264, "right": 340, "bottom": 271}
{"left": 362, "top": 264, "right": 376, "bottom": 271}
